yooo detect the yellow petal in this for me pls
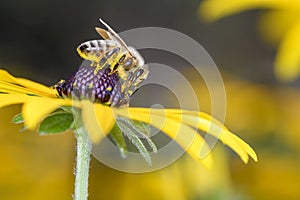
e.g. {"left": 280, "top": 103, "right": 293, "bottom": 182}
{"left": 165, "top": 112, "right": 257, "bottom": 163}
{"left": 164, "top": 110, "right": 257, "bottom": 162}
{"left": 117, "top": 107, "right": 218, "bottom": 125}
{"left": 0, "top": 81, "right": 40, "bottom": 95}
{"left": 16, "top": 78, "right": 56, "bottom": 97}
{"left": 275, "top": 19, "right": 300, "bottom": 81}
{"left": 0, "top": 70, "right": 56, "bottom": 97}
{"left": 225, "top": 131, "right": 258, "bottom": 162}
{"left": 81, "top": 100, "right": 116, "bottom": 143}
{"left": 258, "top": 11, "right": 300, "bottom": 46}
{"left": 119, "top": 107, "right": 257, "bottom": 163}
{"left": 0, "top": 94, "right": 31, "bottom": 108}
{"left": 199, "top": 0, "right": 300, "bottom": 22}
{"left": 115, "top": 108, "right": 213, "bottom": 168}
{"left": 0, "top": 70, "right": 18, "bottom": 83}
{"left": 22, "top": 97, "right": 74, "bottom": 130}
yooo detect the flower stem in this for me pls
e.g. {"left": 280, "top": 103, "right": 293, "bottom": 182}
{"left": 74, "top": 127, "right": 92, "bottom": 200}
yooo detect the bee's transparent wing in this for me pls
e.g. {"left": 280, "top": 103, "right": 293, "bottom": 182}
{"left": 95, "top": 27, "right": 111, "bottom": 40}
{"left": 95, "top": 19, "right": 132, "bottom": 55}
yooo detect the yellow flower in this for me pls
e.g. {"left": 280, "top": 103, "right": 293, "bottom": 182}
{"left": 199, "top": 0, "right": 300, "bottom": 82}
{"left": 0, "top": 69, "right": 257, "bottom": 168}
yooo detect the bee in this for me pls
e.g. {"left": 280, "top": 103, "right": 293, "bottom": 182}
{"left": 55, "top": 19, "right": 149, "bottom": 107}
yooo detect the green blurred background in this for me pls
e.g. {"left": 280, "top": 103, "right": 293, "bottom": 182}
{"left": 1, "top": 0, "right": 300, "bottom": 199}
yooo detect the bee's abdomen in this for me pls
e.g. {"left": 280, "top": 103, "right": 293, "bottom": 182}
{"left": 77, "top": 40, "right": 120, "bottom": 62}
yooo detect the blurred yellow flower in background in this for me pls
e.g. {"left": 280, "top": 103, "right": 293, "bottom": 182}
{"left": 88, "top": 147, "right": 234, "bottom": 200}
{"left": 223, "top": 76, "right": 300, "bottom": 199}
{"left": 199, "top": 0, "right": 300, "bottom": 81}
{"left": 175, "top": 67, "right": 300, "bottom": 199}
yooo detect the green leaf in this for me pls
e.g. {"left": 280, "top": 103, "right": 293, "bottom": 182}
{"left": 117, "top": 120, "right": 152, "bottom": 166}
{"left": 110, "top": 123, "right": 127, "bottom": 158}
{"left": 38, "top": 112, "right": 74, "bottom": 135}
{"left": 11, "top": 113, "right": 27, "bottom": 133}
{"left": 12, "top": 113, "right": 24, "bottom": 124}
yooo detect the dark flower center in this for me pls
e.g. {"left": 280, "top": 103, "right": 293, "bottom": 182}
{"left": 55, "top": 63, "right": 122, "bottom": 106}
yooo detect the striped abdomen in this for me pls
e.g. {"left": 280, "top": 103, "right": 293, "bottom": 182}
{"left": 77, "top": 40, "right": 121, "bottom": 63}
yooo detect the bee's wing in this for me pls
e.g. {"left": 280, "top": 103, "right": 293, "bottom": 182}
{"left": 96, "top": 19, "right": 133, "bottom": 55}
{"left": 95, "top": 27, "right": 111, "bottom": 40}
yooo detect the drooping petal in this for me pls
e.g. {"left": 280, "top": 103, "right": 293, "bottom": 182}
{"left": 163, "top": 110, "right": 257, "bottom": 163}
{"left": 164, "top": 113, "right": 257, "bottom": 163}
{"left": 199, "top": 0, "right": 300, "bottom": 22}
{"left": 81, "top": 100, "right": 116, "bottom": 143}
{"left": 117, "top": 107, "right": 257, "bottom": 163}
{"left": 115, "top": 108, "right": 214, "bottom": 168}
{"left": 275, "top": 19, "right": 300, "bottom": 81}
{"left": 223, "top": 130, "right": 258, "bottom": 162}
{"left": 0, "top": 70, "right": 56, "bottom": 97}
{"left": 22, "top": 97, "right": 75, "bottom": 130}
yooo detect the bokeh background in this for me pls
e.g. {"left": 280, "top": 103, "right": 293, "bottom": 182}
{"left": 1, "top": 0, "right": 300, "bottom": 199}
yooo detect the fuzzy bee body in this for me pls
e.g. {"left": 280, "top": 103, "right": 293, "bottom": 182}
{"left": 55, "top": 19, "right": 148, "bottom": 107}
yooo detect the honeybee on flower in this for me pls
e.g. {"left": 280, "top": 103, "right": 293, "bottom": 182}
{"left": 55, "top": 19, "right": 148, "bottom": 107}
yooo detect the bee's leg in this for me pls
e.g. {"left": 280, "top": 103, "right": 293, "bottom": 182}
{"left": 91, "top": 62, "right": 97, "bottom": 67}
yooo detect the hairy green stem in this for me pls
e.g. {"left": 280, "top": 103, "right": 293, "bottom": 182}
{"left": 74, "top": 127, "right": 92, "bottom": 200}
